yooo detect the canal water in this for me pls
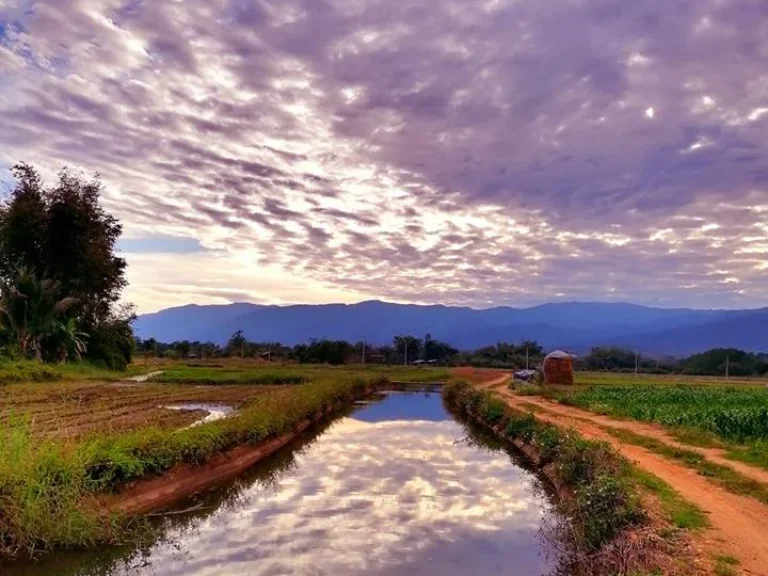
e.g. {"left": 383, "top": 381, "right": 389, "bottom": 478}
{"left": 8, "top": 388, "right": 560, "bottom": 576}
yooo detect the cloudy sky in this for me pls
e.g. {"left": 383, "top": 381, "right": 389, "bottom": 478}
{"left": 1, "top": 0, "right": 767, "bottom": 313}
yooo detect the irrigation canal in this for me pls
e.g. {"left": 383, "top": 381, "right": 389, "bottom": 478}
{"left": 7, "top": 387, "right": 560, "bottom": 575}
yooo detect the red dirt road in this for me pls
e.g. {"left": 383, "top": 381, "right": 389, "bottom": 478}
{"left": 478, "top": 376, "right": 768, "bottom": 576}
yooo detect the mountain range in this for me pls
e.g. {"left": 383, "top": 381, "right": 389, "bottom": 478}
{"left": 133, "top": 301, "right": 768, "bottom": 356}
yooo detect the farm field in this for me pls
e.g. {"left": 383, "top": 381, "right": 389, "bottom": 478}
{"left": 0, "top": 380, "right": 281, "bottom": 439}
{"left": 521, "top": 371, "right": 768, "bottom": 471}
{"left": 575, "top": 370, "right": 768, "bottom": 388}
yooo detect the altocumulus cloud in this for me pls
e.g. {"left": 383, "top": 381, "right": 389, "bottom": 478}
{"left": 1, "top": 0, "right": 767, "bottom": 312}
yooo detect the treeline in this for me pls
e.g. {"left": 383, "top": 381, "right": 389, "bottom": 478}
{"left": 0, "top": 164, "right": 134, "bottom": 369}
{"left": 138, "top": 334, "right": 768, "bottom": 378}
{"left": 137, "top": 334, "right": 545, "bottom": 369}
{"left": 137, "top": 332, "right": 463, "bottom": 366}
{"left": 579, "top": 346, "right": 768, "bottom": 377}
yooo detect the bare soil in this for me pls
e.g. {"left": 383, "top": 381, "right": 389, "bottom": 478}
{"left": 478, "top": 376, "right": 768, "bottom": 575}
{"left": 0, "top": 381, "right": 280, "bottom": 438}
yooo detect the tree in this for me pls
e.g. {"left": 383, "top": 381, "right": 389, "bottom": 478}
{"left": 227, "top": 330, "right": 247, "bottom": 358}
{"left": 44, "top": 168, "right": 126, "bottom": 327}
{"left": 393, "top": 335, "right": 422, "bottom": 364}
{"left": 0, "top": 163, "right": 132, "bottom": 367}
{"left": 53, "top": 317, "right": 88, "bottom": 363}
{"left": 85, "top": 304, "right": 135, "bottom": 370}
{"left": 0, "top": 163, "right": 48, "bottom": 279}
{"left": 0, "top": 268, "right": 75, "bottom": 360}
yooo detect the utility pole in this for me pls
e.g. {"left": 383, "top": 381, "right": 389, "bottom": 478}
{"left": 404, "top": 342, "right": 408, "bottom": 366}
{"left": 362, "top": 340, "right": 366, "bottom": 366}
{"left": 725, "top": 355, "right": 730, "bottom": 380}
{"left": 635, "top": 352, "right": 639, "bottom": 379}
{"left": 526, "top": 347, "right": 530, "bottom": 370}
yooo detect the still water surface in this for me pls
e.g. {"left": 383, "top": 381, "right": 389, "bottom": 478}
{"left": 9, "top": 389, "right": 559, "bottom": 575}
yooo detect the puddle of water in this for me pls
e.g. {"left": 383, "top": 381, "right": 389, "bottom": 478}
{"left": 126, "top": 371, "right": 164, "bottom": 383}
{"left": 163, "top": 403, "right": 235, "bottom": 428}
{"left": 5, "top": 390, "right": 559, "bottom": 576}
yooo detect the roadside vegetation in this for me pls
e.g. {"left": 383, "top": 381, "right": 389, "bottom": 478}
{"left": 443, "top": 381, "right": 693, "bottom": 575}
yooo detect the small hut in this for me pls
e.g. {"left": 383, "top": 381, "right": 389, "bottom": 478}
{"left": 543, "top": 350, "right": 576, "bottom": 385}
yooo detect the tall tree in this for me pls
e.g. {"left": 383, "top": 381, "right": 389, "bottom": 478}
{"left": 44, "top": 168, "right": 126, "bottom": 327}
{"left": 0, "top": 163, "right": 132, "bottom": 367}
{"left": 227, "top": 330, "right": 247, "bottom": 358}
{"left": 393, "top": 335, "right": 422, "bottom": 364}
{"left": 0, "top": 163, "right": 48, "bottom": 280}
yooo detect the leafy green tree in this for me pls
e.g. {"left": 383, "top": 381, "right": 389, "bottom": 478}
{"left": 44, "top": 168, "right": 126, "bottom": 327}
{"left": 0, "top": 268, "right": 75, "bottom": 360}
{"left": 0, "top": 163, "right": 132, "bottom": 367}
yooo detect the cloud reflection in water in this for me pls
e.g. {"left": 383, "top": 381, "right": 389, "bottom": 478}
{"left": 112, "top": 392, "right": 557, "bottom": 575}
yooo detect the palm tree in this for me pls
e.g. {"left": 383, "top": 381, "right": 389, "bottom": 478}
{"left": 53, "top": 317, "right": 88, "bottom": 362}
{"left": 0, "top": 267, "right": 76, "bottom": 360}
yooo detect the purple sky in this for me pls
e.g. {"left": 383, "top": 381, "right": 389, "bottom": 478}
{"left": 1, "top": 0, "right": 767, "bottom": 313}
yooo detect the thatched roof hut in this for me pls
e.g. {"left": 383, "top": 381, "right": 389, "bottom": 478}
{"left": 543, "top": 350, "right": 576, "bottom": 385}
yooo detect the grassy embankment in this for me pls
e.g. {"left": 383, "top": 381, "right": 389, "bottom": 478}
{"left": 0, "top": 366, "right": 400, "bottom": 559}
{"left": 445, "top": 380, "right": 704, "bottom": 574}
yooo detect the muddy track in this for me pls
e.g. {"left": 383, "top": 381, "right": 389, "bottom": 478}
{"left": 477, "top": 377, "right": 768, "bottom": 575}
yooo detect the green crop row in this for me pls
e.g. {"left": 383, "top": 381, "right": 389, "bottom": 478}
{"left": 559, "top": 385, "right": 768, "bottom": 443}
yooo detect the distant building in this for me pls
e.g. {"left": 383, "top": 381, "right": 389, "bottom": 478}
{"left": 543, "top": 350, "right": 576, "bottom": 385}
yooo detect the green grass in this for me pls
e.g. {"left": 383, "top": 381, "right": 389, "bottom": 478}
{"left": 724, "top": 440, "right": 768, "bottom": 472}
{"left": 0, "top": 360, "right": 133, "bottom": 385}
{"left": 0, "top": 371, "right": 386, "bottom": 558}
{"left": 601, "top": 426, "right": 768, "bottom": 506}
{"left": 150, "top": 366, "right": 309, "bottom": 385}
{"left": 713, "top": 555, "right": 739, "bottom": 576}
{"left": 149, "top": 365, "right": 452, "bottom": 386}
{"left": 628, "top": 468, "right": 710, "bottom": 530}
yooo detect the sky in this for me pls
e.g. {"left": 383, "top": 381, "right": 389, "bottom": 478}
{"left": 0, "top": 0, "right": 767, "bottom": 314}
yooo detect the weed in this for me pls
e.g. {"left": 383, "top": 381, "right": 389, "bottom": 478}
{"left": 629, "top": 468, "right": 709, "bottom": 530}
{"left": 602, "top": 426, "right": 768, "bottom": 505}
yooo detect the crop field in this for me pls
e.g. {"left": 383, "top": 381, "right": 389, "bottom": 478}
{"left": 575, "top": 370, "right": 768, "bottom": 388}
{"left": 560, "top": 385, "right": 768, "bottom": 443}
{"left": 0, "top": 381, "right": 281, "bottom": 439}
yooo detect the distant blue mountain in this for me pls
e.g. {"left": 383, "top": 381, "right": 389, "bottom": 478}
{"left": 133, "top": 300, "right": 768, "bottom": 356}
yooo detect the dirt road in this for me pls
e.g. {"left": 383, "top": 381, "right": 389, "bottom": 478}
{"left": 477, "top": 376, "right": 768, "bottom": 576}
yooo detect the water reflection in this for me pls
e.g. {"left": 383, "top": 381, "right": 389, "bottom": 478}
{"left": 9, "top": 390, "right": 557, "bottom": 576}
